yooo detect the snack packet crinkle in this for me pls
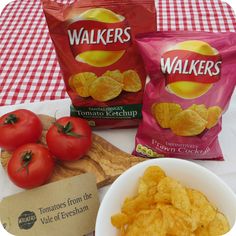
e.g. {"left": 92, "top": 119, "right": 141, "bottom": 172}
{"left": 134, "top": 31, "right": 236, "bottom": 160}
{"left": 41, "top": 0, "right": 156, "bottom": 128}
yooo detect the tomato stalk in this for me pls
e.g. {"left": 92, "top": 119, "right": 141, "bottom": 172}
{"left": 17, "top": 151, "right": 33, "bottom": 175}
{"left": 4, "top": 114, "right": 18, "bottom": 124}
{"left": 54, "top": 121, "right": 84, "bottom": 138}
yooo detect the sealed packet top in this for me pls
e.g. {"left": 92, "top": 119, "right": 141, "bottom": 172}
{"left": 134, "top": 31, "right": 236, "bottom": 160}
{"left": 41, "top": 0, "right": 156, "bottom": 128}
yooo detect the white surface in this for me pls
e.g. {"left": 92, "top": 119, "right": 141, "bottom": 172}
{"left": 0, "top": 96, "right": 236, "bottom": 236}
{"left": 0, "top": 0, "right": 236, "bottom": 235}
{"left": 0, "top": 93, "right": 235, "bottom": 234}
{"left": 0, "top": 96, "right": 235, "bottom": 196}
{"left": 96, "top": 159, "right": 236, "bottom": 236}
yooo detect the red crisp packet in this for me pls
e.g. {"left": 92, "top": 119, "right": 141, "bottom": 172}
{"left": 41, "top": 0, "right": 156, "bottom": 128}
{"left": 134, "top": 31, "right": 236, "bottom": 160}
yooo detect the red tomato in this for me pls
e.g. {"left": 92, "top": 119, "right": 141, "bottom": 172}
{"left": 0, "top": 109, "right": 42, "bottom": 151}
{"left": 7, "top": 143, "right": 55, "bottom": 189}
{"left": 46, "top": 117, "right": 92, "bottom": 161}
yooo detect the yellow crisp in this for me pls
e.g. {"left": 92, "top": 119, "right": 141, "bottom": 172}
{"left": 154, "top": 177, "right": 178, "bottom": 205}
{"left": 194, "top": 226, "right": 209, "bottom": 236}
{"left": 208, "top": 212, "right": 230, "bottom": 235}
{"left": 125, "top": 209, "right": 166, "bottom": 236}
{"left": 159, "top": 205, "right": 193, "bottom": 235}
{"left": 207, "top": 106, "right": 222, "bottom": 129}
{"left": 111, "top": 165, "right": 230, "bottom": 236}
{"left": 111, "top": 213, "right": 129, "bottom": 229}
{"left": 138, "top": 166, "right": 166, "bottom": 196}
{"left": 154, "top": 192, "right": 171, "bottom": 204}
{"left": 69, "top": 72, "right": 97, "bottom": 97}
{"left": 187, "top": 189, "right": 217, "bottom": 227}
{"left": 157, "top": 177, "right": 176, "bottom": 195}
{"left": 89, "top": 76, "right": 123, "bottom": 102}
{"left": 152, "top": 102, "right": 182, "bottom": 128}
{"left": 188, "top": 104, "right": 208, "bottom": 121}
{"left": 171, "top": 181, "right": 191, "bottom": 214}
{"left": 103, "top": 70, "right": 124, "bottom": 83}
{"left": 123, "top": 70, "right": 142, "bottom": 92}
{"left": 143, "top": 166, "right": 166, "bottom": 185}
{"left": 170, "top": 110, "right": 207, "bottom": 136}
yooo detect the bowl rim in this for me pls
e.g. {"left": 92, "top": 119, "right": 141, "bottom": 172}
{"left": 95, "top": 158, "right": 236, "bottom": 235}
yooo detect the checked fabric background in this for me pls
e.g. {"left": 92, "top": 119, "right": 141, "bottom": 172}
{"left": 0, "top": 0, "right": 236, "bottom": 106}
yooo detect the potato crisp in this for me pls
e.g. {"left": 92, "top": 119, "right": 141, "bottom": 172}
{"left": 207, "top": 106, "right": 222, "bottom": 129}
{"left": 123, "top": 70, "right": 142, "bottom": 92}
{"left": 89, "top": 76, "right": 123, "bottom": 102}
{"left": 103, "top": 70, "right": 124, "bottom": 84}
{"left": 170, "top": 110, "right": 207, "bottom": 136}
{"left": 152, "top": 103, "right": 182, "bottom": 129}
{"left": 111, "top": 166, "right": 230, "bottom": 236}
{"left": 69, "top": 72, "right": 97, "bottom": 98}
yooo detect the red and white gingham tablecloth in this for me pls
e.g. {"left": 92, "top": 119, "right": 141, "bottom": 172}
{"left": 0, "top": 0, "right": 236, "bottom": 106}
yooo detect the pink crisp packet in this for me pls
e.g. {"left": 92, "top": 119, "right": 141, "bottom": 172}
{"left": 133, "top": 31, "right": 236, "bottom": 160}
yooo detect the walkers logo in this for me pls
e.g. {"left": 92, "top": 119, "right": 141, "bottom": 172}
{"left": 161, "top": 40, "right": 222, "bottom": 99}
{"left": 67, "top": 8, "right": 132, "bottom": 67}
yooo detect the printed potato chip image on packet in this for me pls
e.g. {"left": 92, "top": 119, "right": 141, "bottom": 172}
{"left": 41, "top": 0, "right": 156, "bottom": 128}
{"left": 89, "top": 76, "right": 123, "bottom": 102}
{"left": 69, "top": 72, "right": 97, "bottom": 98}
{"left": 152, "top": 102, "right": 182, "bottom": 128}
{"left": 134, "top": 32, "right": 236, "bottom": 160}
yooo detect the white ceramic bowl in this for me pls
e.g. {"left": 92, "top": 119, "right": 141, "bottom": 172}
{"left": 95, "top": 158, "right": 236, "bottom": 236}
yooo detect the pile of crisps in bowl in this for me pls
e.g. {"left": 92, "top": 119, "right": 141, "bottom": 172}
{"left": 111, "top": 166, "right": 230, "bottom": 236}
